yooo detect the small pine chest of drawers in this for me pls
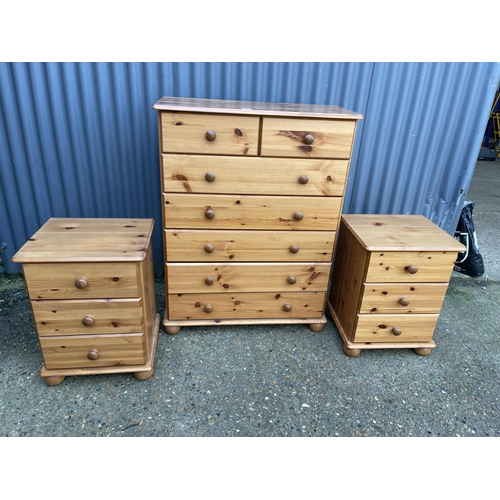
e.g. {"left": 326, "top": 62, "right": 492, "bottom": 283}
{"left": 12, "top": 218, "right": 160, "bottom": 385}
{"left": 327, "top": 214, "right": 466, "bottom": 357}
{"left": 153, "top": 96, "right": 363, "bottom": 334}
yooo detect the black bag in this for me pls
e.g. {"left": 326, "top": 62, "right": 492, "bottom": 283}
{"left": 454, "top": 201, "right": 485, "bottom": 278}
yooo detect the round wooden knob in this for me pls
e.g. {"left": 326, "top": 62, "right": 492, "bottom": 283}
{"left": 74, "top": 278, "right": 88, "bottom": 289}
{"left": 205, "top": 277, "right": 214, "bottom": 286}
{"left": 205, "top": 209, "right": 215, "bottom": 219}
{"left": 87, "top": 349, "right": 99, "bottom": 361}
{"left": 287, "top": 276, "right": 297, "bottom": 285}
{"left": 289, "top": 245, "right": 299, "bottom": 254}
{"left": 293, "top": 212, "right": 303, "bottom": 221}
{"left": 206, "top": 130, "right": 216, "bottom": 141}
{"left": 204, "top": 304, "right": 213, "bottom": 313}
{"left": 205, "top": 172, "right": 216, "bottom": 182}
{"left": 283, "top": 304, "right": 292, "bottom": 312}
{"left": 392, "top": 327, "right": 403, "bottom": 336}
{"left": 399, "top": 297, "right": 410, "bottom": 306}
{"left": 298, "top": 175, "right": 309, "bottom": 184}
{"left": 82, "top": 315, "right": 94, "bottom": 327}
{"left": 303, "top": 134, "right": 314, "bottom": 145}
{"left": 204, "top": 244, "right": 214, "bottom": 253}
{"left": 406, "top": 265, "right": 419, "bottom": 274}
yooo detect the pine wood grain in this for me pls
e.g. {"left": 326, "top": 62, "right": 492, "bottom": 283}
{"left": 163, "top": 193, "right": 342, "bottom": 231}
{"left": 162, "top": 154, "right": 349, "bottom": 196}
{"left": 165, "top": 229, "right": 336, "bottom": 262}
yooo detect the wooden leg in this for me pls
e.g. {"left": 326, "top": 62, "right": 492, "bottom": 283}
{"left": 308, "top": 323, "right": 325, "bottom": 332}
{"left": 343, "top": 344, "right": 361, "bottom": 357}
{"left": 413, "top": 347, "right": 432, "bottom": 356}
{"left": 134, "top": 369, "right": 153, "bottom": 381}
{"left": 43, "top": 375, "right": 66, "bottom": 386}
{"left": 164, "top": 325, "right": 181, "bottom": 335}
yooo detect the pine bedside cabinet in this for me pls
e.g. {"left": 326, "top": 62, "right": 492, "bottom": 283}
{"left": 152, "top": 96, "right": 363, "bottom": 335}
{"left": 12, "top": 218, "right": 160, "bottom": 386}
{"left": 327, "top": 214, "right": 466, "bottom": 357}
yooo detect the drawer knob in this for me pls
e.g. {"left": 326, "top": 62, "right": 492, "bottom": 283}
{"left": 289, "top": 245, "right": 299, "bottom": 254}
{"left": 87, "top": 349, "right": 99, "bottom": 361}
{"left": 298, "top": 175, "right": 309, "bottom": 184}
{"left": 204, "top": 244, "right": 214, "bottom": 253}
{"left": 82, "top": 315, "right": 94, "bottom": 327}
{"left": 204, "top": 304, "right": 213, "bottom": 313}
{"left": 205, "top": 209, "right": 215, "bottom": 219}
{"left": 206, "top": 130, "right": 217, "bottom": 141}
{"left": 406, "top": 265, "right": 419, "bottom": 274}
{"left": 74, "top": 278, "right": 88, "bottom": 289}
{"left": 303, "top": 134, "right": 314, "bottom": 145}
{"left": 392, "top": 327, "right": 403, "bottom": 336}
{"left": 283, "top": 303, "right": 292, "bottom": 312}
{"left": 205, "top": 277, "right": 214, "bottom": 286}
{"left": 205, "top": 172, "right": 216, "bottom": 182}
{"left": 399, "top": 297, "right": 410, "bottom": 306}
{"left": 293, "top": 212, "right": 304, "bottom": 221}
{"left": 287, "top": 276, "right": 297, "bottom": 285}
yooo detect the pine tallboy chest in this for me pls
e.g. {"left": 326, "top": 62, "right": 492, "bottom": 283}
{"left": 153, "top": 96, "right": 363, "bottom": 334}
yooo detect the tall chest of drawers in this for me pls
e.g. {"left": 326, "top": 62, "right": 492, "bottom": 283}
{"left": 12, "top": 218, "right": 160, "bottom": 385}
{"left": 327, "top": 215, "right": 466, "bottom": 357}
{"left": 153, "top": 96, "right": 363, "bottom": 334}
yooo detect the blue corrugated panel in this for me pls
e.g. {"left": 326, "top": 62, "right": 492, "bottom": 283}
{"left": 1, "top": 62, "right": 499, "bottom": 274}
{"left": 346, "top": 62, "right": 500, "bottom": 233}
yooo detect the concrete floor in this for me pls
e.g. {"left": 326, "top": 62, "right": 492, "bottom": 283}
{"left": 2, "top": 158, "right": 499, "bottom": 497}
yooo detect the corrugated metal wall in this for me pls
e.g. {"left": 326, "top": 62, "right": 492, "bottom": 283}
{"left": 1, "top": 62, "right": 499, "bottom": 274}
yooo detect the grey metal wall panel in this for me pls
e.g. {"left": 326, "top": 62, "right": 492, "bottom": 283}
{"left": 1, "top": 62, "right": 499, "bottom": 274}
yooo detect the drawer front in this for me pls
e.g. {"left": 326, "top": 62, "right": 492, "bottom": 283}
{"left": 162, "top": 154, "right": 349, "bottom": 197}
{"left": 163, "top": 193, "right": 342, "bottom": 231}
{"left": 261, "top": 117, "right": 356, "bottom": 159}
{"left": 167, "top": 292, "right": 326, "bottom": 320}
{"left": 354, "top": 314, "right": 439, "bottom": 343}
{"left": 160, "top": 112, "right": 259, "bottom": 156}
{"left": 365, "top": 251, "right": 457, "bottom": 283}
{"left": 359, "top": 283, "right": 448, "bottom": 314}
{"left": 23, "top": 262, "right": 139, "bottom": 300}
{"left": 40, "top": 333, "right": 147, "bottom": 369}
{"left": 165, "top": 230, "right": 336, "bottom": 262}
{"left": 32, "top": 298, "right": 143, "bottom": 336}
{"left": 167, "top": 262, "right": 331, "bottom": 293}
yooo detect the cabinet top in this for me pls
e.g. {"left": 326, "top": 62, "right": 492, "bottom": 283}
{"left": 12, "top": 218, "right": 155, "bottom": 263}
{"left": 342, "top": 214, "right": 466, "bottom": 252}
{"left": 153, "top": 96, "right": 364, "bottom": 120}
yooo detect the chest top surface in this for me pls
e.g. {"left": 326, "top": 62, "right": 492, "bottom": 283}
{"left": 12, "top": 218, "right": 154, "bottom": 263}
{"left": 153, "top": 96, "right": 364, "bottom": 120}
{"left": 342, "top": 214, "right": 466, "bottom": 252}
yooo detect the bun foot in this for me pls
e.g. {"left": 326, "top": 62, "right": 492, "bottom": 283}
{"left": 308, "top": 323, "right": 325, "bottom": 332}
{"left": 343, "top": 344, "right": 361, "bottom": 357}
{"left": 164, "top": 325, "right": 181, "bottom": 335}
{"left": 43, "top": 375, "right": 65, "bottom": 386}
{"left": 413, "top": 347, "right": 432, "bottom": 356}
{"left": 134, "top": 369, "right": 153, "bottom": 381}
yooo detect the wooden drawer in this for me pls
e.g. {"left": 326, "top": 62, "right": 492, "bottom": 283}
{"left": 166, "top": 262, "right": 331, "bottom": 293}
{"left": 163, "top": 193, "right": 342, "bottom": 231}
{"left": 167, "top": 291, "right": 326, "bottom": 320}
{"left": 261, "top": 117, "right": 356, "bottom": 159}
{"left": 165, "top": 230, "right": 336, "bottom": 262}
{"left": 160, "top": 112, "right": 259, "bottom": 156}
{"left": 162, "top": 154, "right": 349, "bottom": 196}
{"left": 23, "top": 262, "right": 140, "bottom": 300}
{"left": 359, "top": 283, "right": 448, "bottom": 314}
{"left": 353, "top": 314, "right": 440, "bottom": 343}
{"left": 40, "top": 333, "right": 147, "bottom": 369}
{"left": 365, "top": 251, "right": 458, "bottom": 283}
{"left": 31, "top": 298, "right": 143, "bottom": 336}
